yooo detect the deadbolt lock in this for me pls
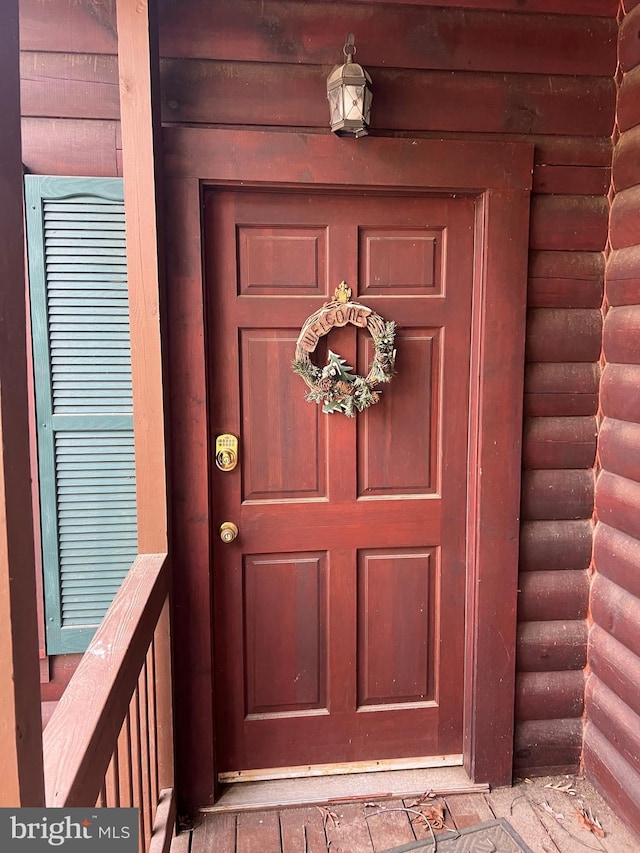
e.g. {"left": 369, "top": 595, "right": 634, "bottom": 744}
{"left": 215, "top": 433, "right": 238, "bottom": 471}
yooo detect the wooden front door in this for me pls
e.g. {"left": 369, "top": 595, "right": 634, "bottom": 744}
{"left": 205, "top": 188, "right": 476, "bottom": 777}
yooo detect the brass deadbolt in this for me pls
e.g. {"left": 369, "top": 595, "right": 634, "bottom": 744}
{"left": 215, "top": 434, "right": 238, "bottom": 471}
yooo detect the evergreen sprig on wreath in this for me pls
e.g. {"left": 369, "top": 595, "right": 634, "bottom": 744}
{"left": 292, "top": 282, "right": 397, "bottom": 417}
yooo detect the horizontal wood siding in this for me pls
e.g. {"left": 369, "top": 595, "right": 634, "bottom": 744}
{"left": 515, "top": 671, "right": 584, "bottom": 721}
{"left": 586, "top": 4, "right": 640, "bottom": 836}
{"left": 514, "top": 719, "right": 583, "bottom": 775}
{"left": 18, "top": 0, "right": 617, "bottom": 798}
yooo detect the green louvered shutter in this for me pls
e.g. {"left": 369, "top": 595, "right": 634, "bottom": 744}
{"left": 25, "top": 176, "right": 138, "bottom": 654}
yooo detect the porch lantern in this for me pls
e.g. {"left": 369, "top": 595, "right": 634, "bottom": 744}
{"left": 326, "top": 33, "right": 373, "bottom": 138}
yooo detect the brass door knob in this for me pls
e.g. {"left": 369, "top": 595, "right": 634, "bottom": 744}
{"left": 219, "top": 521, "right": 239, "bottom": 543}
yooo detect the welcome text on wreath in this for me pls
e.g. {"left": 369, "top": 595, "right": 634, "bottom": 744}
{"left": 298, "top": 303, "right": 371, "bottom": 352}
{"left": 292, "top": 282, "right": 397, "bottom": 417}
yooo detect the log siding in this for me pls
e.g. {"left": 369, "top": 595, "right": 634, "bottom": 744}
{"left": 586, "top": 2, "right": 640, "bottom": 835}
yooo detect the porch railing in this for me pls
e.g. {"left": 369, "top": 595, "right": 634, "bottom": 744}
{"left": 42, "top": 553, "right": 175, "bottom": 853}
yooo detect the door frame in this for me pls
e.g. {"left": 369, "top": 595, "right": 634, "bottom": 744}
{"left": 164, "top": 128, "right": 533, "bottom": 808}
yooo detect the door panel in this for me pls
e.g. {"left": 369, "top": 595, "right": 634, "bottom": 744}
{"left": 358, "top": 328, "right": 439, "bottom": 495}
{"left": 360, "top": 227, "right": 443, "bottom": 295}
{"left": 357, "top": 548, "right": 437, "bottom": 707}
{"left": 240, "top": 329, "right": 326, "bottom": 501}
{"left": 205, "top": 189, "right": 475, "bottom": 774}
{"left": 238, "top": 225, "right": 327, "bottom": 296}
{"left": 244, "top": 552, "right": 328, "bottom": 716}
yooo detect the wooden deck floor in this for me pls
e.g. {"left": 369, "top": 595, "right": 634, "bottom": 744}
{"left": 172, "top": 775, "right": 640, "bottom": 853}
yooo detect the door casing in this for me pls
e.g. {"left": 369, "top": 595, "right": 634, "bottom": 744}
{"left": 164, "top": 128, "right": 533, "bottom": 806}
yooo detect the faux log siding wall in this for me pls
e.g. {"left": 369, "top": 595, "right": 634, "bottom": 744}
{"left": 585, "top": 2, "right": 640, "bottom": 836}
{"left": 19, "top": 0, "right": 617, "bottom": 774}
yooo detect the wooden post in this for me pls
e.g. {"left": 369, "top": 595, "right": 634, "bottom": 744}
{"left": 115, "top": 0, "right": 174, "bottom": 825}
{"left": 0, "top": 0, "right": 45, "bottom": 807}
{"left": 115, "top": 0, "right": 168, "bottom": 555}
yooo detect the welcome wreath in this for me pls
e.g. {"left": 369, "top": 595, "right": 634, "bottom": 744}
{"left": 292, "top": 282, "right": 396, "bottom": 417}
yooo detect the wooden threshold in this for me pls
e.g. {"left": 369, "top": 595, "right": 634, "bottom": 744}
{"left": 204, "top": 765, "right": 487, "bottom": 813}
{"left": 219, "top": 754, "right": 463, "bottom": 784}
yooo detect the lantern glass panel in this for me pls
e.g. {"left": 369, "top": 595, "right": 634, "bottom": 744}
{"left": 328, "top": 88, "right": 343, "bottom": 125}
{"left": 343, "top": 85, "right": 365, "bottom": 121}
{"left": 363, "top": 87, "right": 373, "bottom": 123}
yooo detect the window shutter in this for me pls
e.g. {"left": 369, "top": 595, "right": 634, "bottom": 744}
{"left": 25, "top": 176, "right": 138, "bottom": 654}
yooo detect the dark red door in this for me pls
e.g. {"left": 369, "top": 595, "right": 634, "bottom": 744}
{"left": 205, "top": 189, "right": 475, "bottom": 777}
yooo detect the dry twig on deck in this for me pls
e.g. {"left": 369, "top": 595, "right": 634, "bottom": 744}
{"left": 365, "top": 805, "right": 441, "bottom": 851}
{"left": 511, "top": 793, "right": 607, "bottom": 852}
{"left": 316, "top": 805, "right": 340, "bottom": 831}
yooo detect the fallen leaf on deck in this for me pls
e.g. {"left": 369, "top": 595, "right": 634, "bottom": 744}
{"left": 406, "top": 790, "right": 435, "bottom": 807}
{"left": 421, "top": 803, "right": 445, "bottom": 829}
{"left": 544, "top": 780, "right": 577, "bottom": 795}
{"left": 316, "top": 806, "right": 340, "bottom": 829}
{"left": 576, "top": 807, "right": 605, "bottom": 838}
{"left": 541, "top": 800, "right": 564, "bottom": 820}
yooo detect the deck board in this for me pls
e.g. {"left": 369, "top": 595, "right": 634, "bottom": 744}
{"left": 191, "top": 813, "right": 235, "bottom": 853}
{"left": 236, "top": 811, "right": 279, "bottom": 853}
{"left": 324, "top": 802, "right": 374, "bottom": 853}
{"left": 364, "top": 799, "right": 417, "bottom": 851}
{"left": 279, "top": 807, "right": 327, "bottom": 853}
{"left": 445, "top": 792, "right": 495, "bottom": 829}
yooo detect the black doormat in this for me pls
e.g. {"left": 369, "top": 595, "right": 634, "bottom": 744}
{"left": 380, "top": 818, "right": 533, "bottom": 853}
